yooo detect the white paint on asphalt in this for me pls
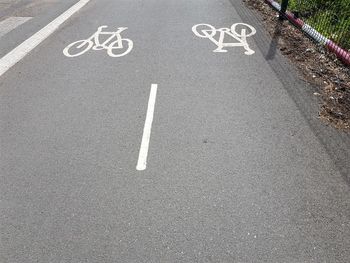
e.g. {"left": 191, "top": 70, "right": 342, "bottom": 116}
{"left": 63, "top": 25, "right": 133, "bottom": 57}
{"left": 0, "top": 0, "right": 91, "bottom": 77}
{"left": 136, "top": 84, "right": 158, "bottom": 171}
{"left": 192, "top": 23, "right": 256, "bottom": 55}
{"left": 0, "top": 17, "right": 32, "bottom": 39}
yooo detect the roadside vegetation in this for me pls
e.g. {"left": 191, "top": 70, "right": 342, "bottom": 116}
{"left": 286, "top": 0, "right": 350, "bottom": 50}
{"left": 245, "top": 0, "right": 350, "bottom": 130}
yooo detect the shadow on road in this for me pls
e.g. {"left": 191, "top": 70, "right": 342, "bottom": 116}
{"left": 266, "top": 19, "right": 284, "bottom": 60}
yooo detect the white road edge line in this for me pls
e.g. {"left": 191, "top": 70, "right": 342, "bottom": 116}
{"left": 136, "top": 84, "right": 158, "bottom": 171}
{"left": 0, "top": 0, "right": 91, "bottom": 77}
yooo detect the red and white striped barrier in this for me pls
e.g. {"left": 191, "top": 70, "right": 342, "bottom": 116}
{"left": 264, "top": 0, "right": 350, "bottom": 65}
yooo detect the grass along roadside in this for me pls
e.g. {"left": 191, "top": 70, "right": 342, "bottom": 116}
{"left": 287, "top": 0, "right": 350, "bottom": 50}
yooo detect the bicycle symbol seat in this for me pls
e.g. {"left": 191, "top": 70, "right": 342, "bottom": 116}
{"left": 63, "top": 25, "right": 133, "bottom": 57}
{"left": 192, "top": 23, "right": 256, "bottom": 55}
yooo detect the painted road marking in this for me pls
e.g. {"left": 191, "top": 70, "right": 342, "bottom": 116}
{"left": 0, "top": 0, "right": 91, "bottom": 77}
{"left": 0, "top": 17, "right": 32, "bottom": 39}
{"left": 63, "top": 25, "right": 133, "bottom": 57}
{"left": 136, "top": 84, "right": 158, "bottom": 171}
{"left": 192, "top": 23, "right": 256, "bottom": 55}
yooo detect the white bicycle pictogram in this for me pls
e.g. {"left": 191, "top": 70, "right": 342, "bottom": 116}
{"left": 192, "top": 23, "right": 256, "bottom": 55}
{"left": 63, "top": 25, "right": 133, "bottom": 57}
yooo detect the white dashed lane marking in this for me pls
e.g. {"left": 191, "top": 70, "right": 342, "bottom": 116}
{"left": 136, "top": 84, "right": 158, "bottom": 171}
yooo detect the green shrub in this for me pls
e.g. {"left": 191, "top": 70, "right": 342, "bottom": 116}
{"left": 279, "top": 0, "right": 350, "bottom": 49}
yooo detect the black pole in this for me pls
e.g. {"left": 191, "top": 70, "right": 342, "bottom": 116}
{"left": 279, "top": 0, "right": 289, "bottom": 20}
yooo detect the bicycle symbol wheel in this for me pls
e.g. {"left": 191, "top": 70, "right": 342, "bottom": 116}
{"left": 107, "top": 38, "right": 133, "bottom": 57}
{"left": 63, "top": 40, "right": 93, "bottom": 57}
{"left": 230, "top": 23, "right": 256, "bottom": 38}
{"left": 192, "top": 24, "right": 216, "bottom": 38}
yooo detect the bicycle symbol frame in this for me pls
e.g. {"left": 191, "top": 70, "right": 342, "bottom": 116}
{"left": 63, "top": 25, "right": 133, "bottom": 57}
{"left": 192, "top": 23, "right": 256, "bottom": 55}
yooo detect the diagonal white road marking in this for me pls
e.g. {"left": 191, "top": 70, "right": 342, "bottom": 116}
{"left": 0, "top": 0, "right": 91, "bottom": 78}
{"left": 0, "top": 17, "right": 32, "bottom": 39}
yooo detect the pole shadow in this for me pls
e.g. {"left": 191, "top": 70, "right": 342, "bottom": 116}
{"left": 266, "top": 18, "right": 285, "bottom": 60}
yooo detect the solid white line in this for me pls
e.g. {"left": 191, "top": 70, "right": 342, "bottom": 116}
{"left": 0, "top": 17, "right": 32, "bottom": 39}
{"left": 136, "top": 84, "right": 158, "bottom": 171}
{"left": 0, "top": 0, "right": 90, "bottom": 77}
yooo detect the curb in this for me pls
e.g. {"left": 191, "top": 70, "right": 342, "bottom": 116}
{"left": 264, "top": 0, "right": 350, "bottom": 66}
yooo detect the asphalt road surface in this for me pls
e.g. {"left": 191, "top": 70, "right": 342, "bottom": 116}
{"left": 1, "top": 0, "right": 350, "bottom": 262}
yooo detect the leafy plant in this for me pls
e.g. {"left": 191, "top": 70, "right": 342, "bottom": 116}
{"left": 279, "top": 0, "right": 350, "bottom": 49}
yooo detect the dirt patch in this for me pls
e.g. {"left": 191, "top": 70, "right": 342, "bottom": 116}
{"left": 244, "top": 0, "right": 350, "bottom": 130}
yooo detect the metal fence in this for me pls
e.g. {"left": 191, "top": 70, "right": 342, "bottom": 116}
{"left": 277, "top": 0, "right": 350, "bottom": 50}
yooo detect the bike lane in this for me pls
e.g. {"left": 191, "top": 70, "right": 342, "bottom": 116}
{"left": 0, "top": 0, "right": 349, "bottom": 262}
{"left": 136, "top": 1, "right": 350, "bottom": 262}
